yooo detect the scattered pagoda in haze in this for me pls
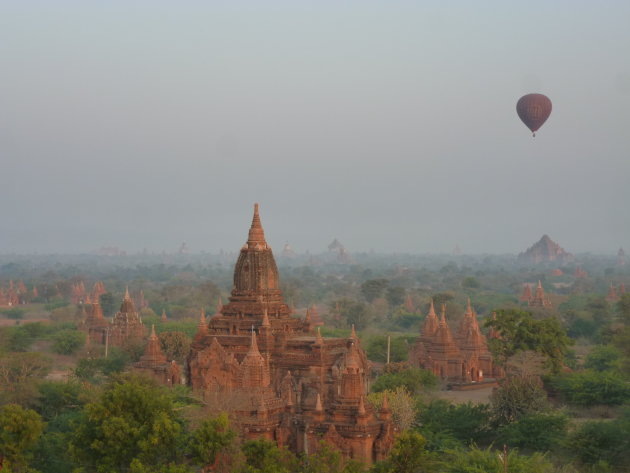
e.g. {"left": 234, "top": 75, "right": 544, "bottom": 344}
{"left": 410, "top": 299, "right": 500, "bottom": 385}
{"left": 134, "top": 325, "right": 181, "bottom": 386}
{"left": 617, "top": 248, "right": 627, "bottom": 267}
{"left": 520, "top": 281, "right": 552, "bottom": 308}
{"left": 518, "top": 235, "right": 574, "bottom": 264}
{"left": 186, "top": 204, "right": 394, "bottom": 464}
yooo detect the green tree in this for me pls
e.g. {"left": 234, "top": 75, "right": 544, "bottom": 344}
{"left": 372, "top": 367, "right": 437, "bottom": 395}
{"left": 368, "top": 387, "right": 417, "bottom": 431}
{"left": 1, "top": 308, "right": 26, "bottom": 320}
{"left": 416, "top": 400, "right": 493, "bottom": 450}
{"left": 365, "top": 336, "right": 408, "bottom": 363}
{"left": 239, "top": 438, "right": 298, "bottom": 473}
{"left": 441, "top": 446, "right": 554, "bottom": 473}
{"left": 0, "top": 404, "right": 44, "bottom": 473}
{"left": 371, "top": 431, "right": 435, "bottom": 473}
{"left": 497, "top": 412, "right": 568, "bottom": 452}
{"left": 485, "top": 309, "right": 573, "bottom": 373}
{"left": 547, "top": 370, "right": 630, "bottom": 406}
{"left": 51, "top": 329, "right": 85, "bottom": 355}
{"left": 69, "top": 375, "right": 187, "bottom": 472}
{"left": 568, "top": 417, "right": 630, "bottom": 467}
{"left": 188, "top": 414, "right": 239, "bottom": 472}
{"left": 386, "top": 287, "right": 406, "bottom": 307}
{"left": 461, "top": 277, "right": 480, "bottom": 289}
{"left": 584, "top": 345, "right": 622, "bottom": 372}
{"left": 360, "top": 279, "right": 388, "bottom": 303}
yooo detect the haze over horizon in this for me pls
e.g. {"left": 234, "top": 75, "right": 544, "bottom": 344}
{"left": 2, "top": 2, "right": 629, "bottom": 255}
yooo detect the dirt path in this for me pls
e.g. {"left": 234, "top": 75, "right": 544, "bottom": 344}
{"left": 431, "top": 385, "right": 494, "bottom": 404}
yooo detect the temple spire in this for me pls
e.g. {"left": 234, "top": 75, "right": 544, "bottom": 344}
{"left": 124, "top": 286, "right": 131, "bottom": 300}
{"left": 428, "top": 299, "right": 436, "bottom": 317}
{"left": 440, "top": 304, "right": 447, "bottom": 325}
{"left": 350, "top": 324, "right": 357, "bottom": 339}
{"left": 247, "top": 203, "right": 267, "bottom": 245}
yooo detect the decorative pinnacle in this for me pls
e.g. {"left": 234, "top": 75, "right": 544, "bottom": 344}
{"left": 358, "top": 396, "right": 366, "bottom": 416}
{"left": 124, "top": 286, "right": 131, "bottom": 300}
{"left": 381, "top": 392, "right": 390, "bottom": 411}
{"left": 466, "top": 298, "right": 472, "bottom": 314}
{"left": 538, "top": 280, "right": 543, "bottom": 288}
{"left": 428, "top": 299, "right": 436, "bottom": 317}
{"left": 440, "top": 304, "right": 447, "bottom": 325}
{"left": 350, "top": 324, "right": 357, "bottom": 339}
{"left": 248, "top": 327, "right": 260, "bottom": 355}
{"left": 150, "top": 324, "right": 157, "bottom": 340}
{"left": 316, "top": 327, "right": 323, "bottom": 344}
{"left": 247, "top": 203, "right": 266, "bottom": 245}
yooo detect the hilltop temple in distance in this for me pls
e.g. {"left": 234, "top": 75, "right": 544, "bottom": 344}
{"left": 410, "top": 300, "right": 502, "bottom": 385}
{"left": 186, "top": 204, "right": 395, "bottom": 464}
{"left": 518, "top": 235, "right": 574, "bottom": 264}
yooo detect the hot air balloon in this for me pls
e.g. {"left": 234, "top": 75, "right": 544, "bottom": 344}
{"left": 516, "top": 93, "right": 552, "bottom": 137}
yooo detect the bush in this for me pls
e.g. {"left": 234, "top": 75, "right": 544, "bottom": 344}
{"left": 1, "top": 307, "right": 26, "bottom": 320}
{"left": 366, "top": 335, "right": 409, "bottom": 363}
{"left": 568, "top": 419, "right": 630, "bottom": 466}
{"left": 416, "top": 400, "right": 493, "bottom": 449}
{"left": 548, "top": 370, "right": 630, "bottom": 407}
{"left": 584, "top": 345, "right": 622, "bottom": 372}
{"left": 497, "top": 412, "right": 568, "bottom": 451}
{"left": 372, "top": 367, "right": 437, "bottom": 394}
{"left": 52, "top": 330, "right": 85, "bottom": 355}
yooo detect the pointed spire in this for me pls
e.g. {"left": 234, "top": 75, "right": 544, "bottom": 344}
{"left": 247, "top": 203, "right": 267, "bottom": 245}
{"left": 248, "top": 329, "right": 260, "bottom": 356}
{"left": 350, "top": 324, "right": 357, "bottom": 339}
{"left": 466, "top": 298, "right": 472, "bottom": 315}
{"left": 161, "top": 309, "right": 167, "bottom": 322}
{"left": 261, "top": 308, "right": 271, "bottom": 327}
{"left": 150, "top": 324, "right": 157, "bottom": 340}
{"left": 124, "top": 286, "right": 131, "bottom": 300}
{"left": 440, "top": 304, "right": 447, "bottom": 325}
{"left": 315, "top": 393, "right": 323, "bottom": 412}
{"left": 305, "top": 307, "right": 311, "bottom": 323}
{"left": 358, "top": 396, "right": 366, "bottom": 416}
{"left": 428, "top": 299, "right": 436, "bottom": 317}
{"left": 381, "top": 392, "right": 390, "bottom": 411}
{"left": 316, "top": 326, "right": 324, "bottom": 345}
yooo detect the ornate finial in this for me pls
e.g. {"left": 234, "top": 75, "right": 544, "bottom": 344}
{"left": 150, "top": 324, "right": 157, "bottom": 340}
{"left": 350, "top": 324, "right": 357, "bottom": 339}
{"left": 247, "top": 203, "right": 266, "bottom": 245}
{"left": 316, "top": 327, "right": 324, "bottom": 345}
{"left": 428, "top": 299, "right": 436, "bottom": 317}
{"left": 124, "top": 286, "right": 131, "bottom": 300}
{"left": 249, "top": 326, "right": 260, "bottom": 355}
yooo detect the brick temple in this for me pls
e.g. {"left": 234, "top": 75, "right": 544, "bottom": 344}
{"left": 410, "top": 299, "right": 501, "bottom": 384}
{"left": 186, "top": 204, "right": 395, "bottom": 464}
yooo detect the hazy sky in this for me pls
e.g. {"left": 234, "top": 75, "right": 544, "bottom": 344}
{"left": 2, "top": 1, "right": 629, "bottom": 254}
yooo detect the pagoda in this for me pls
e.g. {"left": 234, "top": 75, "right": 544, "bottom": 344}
{"left": 186, "top": 204, "right": 394, "bottom": 464}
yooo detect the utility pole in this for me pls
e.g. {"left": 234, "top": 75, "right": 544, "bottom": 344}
{"left": 386, "top": 335, "right": 391, "bottom": 365}
{"left": 105, "top": 328, "right": 109, "bottom": 358}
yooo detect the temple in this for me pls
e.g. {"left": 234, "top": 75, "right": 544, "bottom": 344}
{"left": 521, "top": 281, "right": 552, "bottom": 308}
{"left": 134, "top": 325, "right": 182, "bottom": 386}
{"left": 410, "top": 299, "right": 500, "bottom": 384}
{"left": 518, "top": 235, "right": 574, "bottom": 264}
{"left": 186, "top": 204, "right": 394, "bottom": 464}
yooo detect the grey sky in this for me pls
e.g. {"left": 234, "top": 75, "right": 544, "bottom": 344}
{"left": 1, "top": 1, "right": 629, "bottom": 254}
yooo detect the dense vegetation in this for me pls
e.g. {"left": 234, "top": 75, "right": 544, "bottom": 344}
{"left": 1, "top": 252, "right": 629, "bottom": 472}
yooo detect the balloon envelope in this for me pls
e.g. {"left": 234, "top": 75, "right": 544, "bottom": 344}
{"left": 516, "top": 93, "right": 552, "bottom": 135}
